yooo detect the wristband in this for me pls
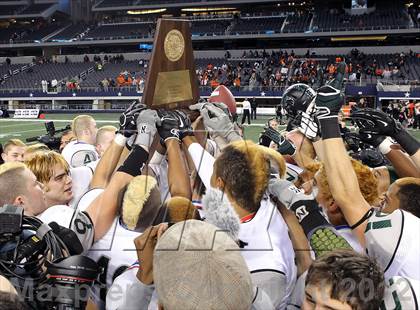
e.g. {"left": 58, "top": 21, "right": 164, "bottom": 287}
{"left": 117, "top": 145, "right": 149, "bottom": 177}
{"left": 319, "top": 117, "right": 341, "bottom": 140}
{"left": 378, "top": 137, "right": 395, "bottom": 155}
{"left": 125, "top": 135, "right": 136, "bottom": 151}
{"left": 149, "top": 151, "right": 165, "bottom": 165}
{"left": 290, "top": 200, "right": 329, "bottom": 237}
{"left": 350, "top": 208, "right": 374, "bottom": 230}
{"left": 393, "top": 130, "right": 420, "bottom": 156}
{"left": 114, "top": 133, "right": 127, "bottom": 147}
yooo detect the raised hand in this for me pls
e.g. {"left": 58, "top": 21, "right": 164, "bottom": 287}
{"left": 135, "top": 109, "right": 161, "bottom": 149}
{"left": 199, "top": 104, "right": 240, "bottom": 142}
{"left": 157, "top": 110, "right": 181, "bottom": 143}
{"left": 350, "top": 108, "right": 401, "bottom": 137}
{"left": 173, "top": 110, "right": 193, "bottom": 140}
{"left": 118, "top": 101, "right": 147, "bottom": 137}
{"left": 261, "top": 127, "right": 296, "bottom": 155}
{"left": 315, "top": 62, "right": 346, "bottom": 120}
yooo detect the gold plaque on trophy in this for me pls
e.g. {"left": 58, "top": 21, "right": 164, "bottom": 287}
{"left": 142, "top": 19, "right": 199, "bottom": 110}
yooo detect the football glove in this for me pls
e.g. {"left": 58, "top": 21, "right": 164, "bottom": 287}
{"left": 314, "top": 62, "right": 346, "bottom": 119}
{"left": 118, "top": 101, "right": 147, "bottom": 137}
{"left": 261, "top": 127, "right": 296, "bottom": 156}
{"left": 350, "top": 108, "right": 402, "bottom": 137}
{"left": 173, "top": 110, "right": 193, "bottom": 140}
{"left": 298, "top": 111, "right": 320, "bottom": 140}
{"left": 157, "top": 110, "right": 181, "bottom": 143}
{"left": 135, "top": 109, "right": 160, "bottom": 148}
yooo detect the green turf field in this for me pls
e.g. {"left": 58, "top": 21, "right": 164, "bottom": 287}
{"left": 1, "top": 114, "right": 419, "bottom": 146}
{"left": 0, "top": 113, "right": 273, "bottom": 146}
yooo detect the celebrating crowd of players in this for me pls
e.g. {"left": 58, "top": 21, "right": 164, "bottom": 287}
{"left": 0, "top": 61, "right": 419, "bottom": 310}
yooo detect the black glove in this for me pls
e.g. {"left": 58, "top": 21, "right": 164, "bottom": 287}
{"left": 314, "top": 62, "right": 346, "bottom": 120}
{"left": 174, "top": 110, "right": 193, "bottom": 140}
{"left": 157, "top": 110, "right": 180, "bottom": 143}
{"left": 260, "top": 127, "right": 296, "bottom": 156}
{"left": 342, "top": 132, "right": 362, "bottom": 153}
{"left": 260, "top": 126, "right": 281, "bottom": 145}
{"left": 358, "top": 131, "right": 386, "bottom": 148}
{"left": 118, "top": 102, "right": 147, "bottom": 137}
{"left": 350, "top": 108, "right": 402, "bottom": 137}
{"left": 278, "top": 136, "right": 296, "bottom": 156}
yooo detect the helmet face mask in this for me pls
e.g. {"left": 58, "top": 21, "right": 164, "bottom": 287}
{"left": 280, "top": 83, "right": 316, "bottom": 118}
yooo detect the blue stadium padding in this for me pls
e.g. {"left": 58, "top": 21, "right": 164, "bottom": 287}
{"left": 0, "top": 86, "right": 418, "bottom": 101}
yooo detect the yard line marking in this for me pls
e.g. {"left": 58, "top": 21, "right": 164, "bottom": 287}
{"left": 2, "top": 128, "right": 51, "bottom": 135}
{"left": 0, "top": 122, "right": 43, "bottom": 129}
{"left": 0, "top": 133, "right": 23, "bottom": 138}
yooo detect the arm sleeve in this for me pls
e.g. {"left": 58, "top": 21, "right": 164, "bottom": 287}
{"left": 68, "top": 211, "right": 95, "bottom": 252}
{"left": 187, "top": 142, "right": 215, "bottom": 190}
{"left": 106, "top": 268, "right": 154, "bottom": 310}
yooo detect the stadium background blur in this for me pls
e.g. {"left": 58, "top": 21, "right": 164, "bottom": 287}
{"left": 0, "top": 0, "right": 419, "bottom": 144}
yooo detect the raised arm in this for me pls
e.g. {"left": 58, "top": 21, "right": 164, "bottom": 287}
{"left": 156, "top": 110, "right": 192, "bottom": 199}
{"left": 268, "top": 178, "right": 352, "bottom": 258}
{"left": 85, "top": 109, "right": 160, "bottom": 241}
{"left": 351, "top": 108, "right": 420, "bottom": 176}
{"left": 91, "top": 103, "right": 146, "bottom": 188}
{"left": 314, "top": 62, "right": 372, "bottom": 245}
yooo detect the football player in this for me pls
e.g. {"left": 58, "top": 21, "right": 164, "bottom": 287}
{"left": 1, "top": 139, "right": 26, "bottom": 163}
{"left": 61, "top": 115, "right": 99, "bottom": 167}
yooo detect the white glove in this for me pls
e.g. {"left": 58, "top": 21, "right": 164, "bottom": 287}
{"left": 298, "top": 111, "right": 319, "bottom": 140}
{"left": 135, "top": 109, "right": 161, "bottom": 149}
{"left": 268, "top": 178, "right": 316, "bottom": 209}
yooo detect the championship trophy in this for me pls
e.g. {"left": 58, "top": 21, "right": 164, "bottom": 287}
{"left": 141, "top": 18, "right": 199, "bottom": 110}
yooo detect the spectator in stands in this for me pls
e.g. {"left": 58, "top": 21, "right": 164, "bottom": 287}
{"left": 349, "top": 72, "right": 357, "bottom": 82}
{"left": 1, "top": 139, "right": 26, "bottom": 163}
{"left": 95, "top": 62, "right": 103, "bottom": 71}
{"left": 41, "top": 80, "right": 48, "bottom": 93}
{"left": 383, "top": 68, "right": 391, "bottom": 79}
{"left": 101, "top": 78, "right": 109, "bottom": 91}
{"left": 392, "top": 66, "right": 400, "bottom": 77}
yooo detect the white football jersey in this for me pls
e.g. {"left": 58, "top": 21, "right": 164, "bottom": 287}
{"left": 149, "top": 160, "right": 170, "bottom": 203}
{"left": 365, "top": 209, "right": 420, "bottom": 281}
{"left": 89, "top": 218, "right": 140, "bottom": 309}
{"left": 285, "top": 163, "right": 303, "bottom": 183}
{"left": 62, "top": 140, "right": 99, "bottom": 168}
{"left": 69, "top": 165, "right": 94, "bottom": 209}
{"left": 37, "top": 204, "right": 94, "bottom": 252}
{"left": 381, "top": 276, "right": 420, "bottom": 310}
{"left": 239, "top": 198, "right": 297, "bottom": 308}
{"left": 335, "top": 225, "right": 364, "bottom": 253}
{"left": 106, "top": 263, "right": 159, "bottom": 310}
{"left": 77, "top": 188, "right": 140, "bottom": 309}
{"left": 86, "top": 159, "right": 99, "bottom": 171}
